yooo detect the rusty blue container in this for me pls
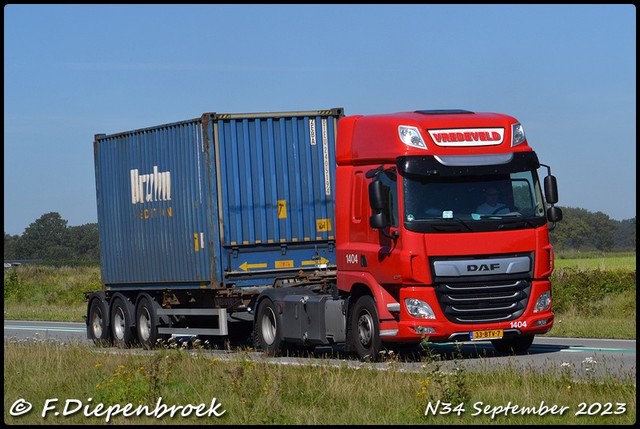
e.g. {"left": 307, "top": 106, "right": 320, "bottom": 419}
{"left": 94, "top": 108, "right": 343, "bottom": 289}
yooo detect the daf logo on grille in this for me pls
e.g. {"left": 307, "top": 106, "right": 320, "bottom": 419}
{"left": 467, "top": 263, "right": 500, "bottom": 272}
{"left": 434, "top": 257, "right": 529, "bottom": 277}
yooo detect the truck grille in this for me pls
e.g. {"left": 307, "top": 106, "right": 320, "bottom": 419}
{"left": 435, "top": 279, "right": 530, "bottom": 323}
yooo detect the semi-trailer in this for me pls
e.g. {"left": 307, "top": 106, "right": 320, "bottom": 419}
{"left": 85, "top": 107, "right": 562, "bottom": 360}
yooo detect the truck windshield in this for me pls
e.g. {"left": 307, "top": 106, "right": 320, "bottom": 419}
{"left": 400, "top": 157, "right": 548, "bottom": 233}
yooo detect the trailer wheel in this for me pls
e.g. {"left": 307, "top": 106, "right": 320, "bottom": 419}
{"left": 111, "top": 297, "right": 135, "bottom": 348}
{"left": 255, "top": 298, "right": 284, "bottom": 356}
{"left": 88, "top": 298, "right": 111, "bottom": 346}
{"left": 349, "top": 295, "right": 382, "bottom": 361}
{"left": 491, "top": 334, "right": 535, "bottom": 355}
{"left": 136, "top": 296, "right": 167, "bottom": 349}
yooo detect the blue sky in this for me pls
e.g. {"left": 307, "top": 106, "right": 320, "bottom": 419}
{"left": 4, "top": 4, "right": 636, "bottom": 235}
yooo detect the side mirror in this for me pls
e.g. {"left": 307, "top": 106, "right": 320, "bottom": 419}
{"left": 368, "top": 180, "right": 386, "bottom": 211}
{"left": 544, "top": 175, "right": 559, "bottom": 205}
{"left": 370, "top": 212, "right": 388, "bottom": 230}
{"left": 547, "top": 206, "right": 563, "bottom": 223}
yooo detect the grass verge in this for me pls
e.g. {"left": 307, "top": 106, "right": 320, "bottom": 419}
{"left": 4, "top": 340, "right": 636, "bottom": 425}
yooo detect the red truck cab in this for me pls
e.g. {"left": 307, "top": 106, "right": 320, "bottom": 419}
{"left": 334, "top": 109, "right": 562, "bottom": 359}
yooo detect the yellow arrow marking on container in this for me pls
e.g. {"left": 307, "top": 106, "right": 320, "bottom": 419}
{"left": 239, "top": 262, "right": 268, "bottom": 271}
{"left": 301, "top": 256, "right": 329, "bottom": 266}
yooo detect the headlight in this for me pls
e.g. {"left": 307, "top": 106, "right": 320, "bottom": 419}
{"left": 405, "top": 298, "right": 436, "bottom": 319}
{"left": 534, "top": 291, "right": 551, "bottom": 312}
{"left": 398, "top": 126, "right": 427, "bottom": 149}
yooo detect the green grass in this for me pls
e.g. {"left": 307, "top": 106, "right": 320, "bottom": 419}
{"left": 3, "top": 265, "right": 96, "bottom": 322}
{"left": 555, "top": 251, "right": 635, "bottom": 271}
{"left": 3, "top": 340, "right": 636, "bottom": 425}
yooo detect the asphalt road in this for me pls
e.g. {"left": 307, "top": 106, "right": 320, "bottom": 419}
{"left": 4, "top": 320, "right": 636, "bottom": 381}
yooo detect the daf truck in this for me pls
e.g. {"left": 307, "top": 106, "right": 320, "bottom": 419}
{"left": 85, "top": 108, "right": 562, "bottom": 360}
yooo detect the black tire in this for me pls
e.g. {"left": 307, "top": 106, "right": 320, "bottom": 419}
{"left": 111, "top": 297, "right": 135, "bottom": 348}
{"left": 254, "top": 298, "right": 284, "bottom": 356}
{"left": 349, "top": 295, "right": 382, "bottom": 361}
{"left": 136, "top": 296, "right": 167, "bottom": 349}
{"left": 491, "top": 334, "right": 535, "bottom": 355}
{"left": 87, "top": 298, "right": 112, "bottom": 346}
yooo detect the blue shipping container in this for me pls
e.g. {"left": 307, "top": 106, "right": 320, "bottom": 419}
{"left": 94, "top": 109, "right": 343, "bottom": 289}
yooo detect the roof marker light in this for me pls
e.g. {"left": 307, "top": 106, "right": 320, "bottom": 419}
{"left": 512, "top": 123, "right": 526, "bottom": 147}
{"left": 398, "top": 126, "right": 427, "bottom": 150}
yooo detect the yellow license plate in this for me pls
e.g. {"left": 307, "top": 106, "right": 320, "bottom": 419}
{"left": 470, "top": 329, "right": 503, "bottom": 340}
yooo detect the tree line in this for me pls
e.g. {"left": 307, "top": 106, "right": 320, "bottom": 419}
{"left": 4, "top": 212, "right": 99, "bottom": 265}
{"left": 3, "top": 209, "right": 636, "bottom": 265}
{"left": 549, "top": 207, "right": 635, "bottom": 252}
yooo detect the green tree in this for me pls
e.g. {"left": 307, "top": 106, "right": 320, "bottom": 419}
{"left": 591, "top": 211, "right": 616, "bottom": 251}
{"left": 550, "top": 216, "right": 590, "bottom": 251}
{"left": 68, "top": 223, "right": 100, "bottom": 262}
{"left": 13, "top": 212, "right": 72, "bottom": 260}
{"left": 550, "top": 207, "right": 623, "bottom": 252}
{"left": 4, "top": 232, "right": 20, "bottom": 259}
{"left": 614, "top": 217, "right": 636, "bottom": 251}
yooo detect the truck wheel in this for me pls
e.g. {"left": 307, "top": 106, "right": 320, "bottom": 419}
{"left": 254, "top": 298, "right": 283, "bottom": 356}
{"left": 88, "top": 298, "right": 111, "bottom": 346}
{"left": 111, "top": 297, "right": 135, "bottom": 348}
{"left": 349, "top": 295, "right": 382, "bottom": 361}
{"left": 136, "top": 296, "right": 167, "bottom": 349}
{"left": 491, "top": 334, "right": 535, "bottom": 355}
